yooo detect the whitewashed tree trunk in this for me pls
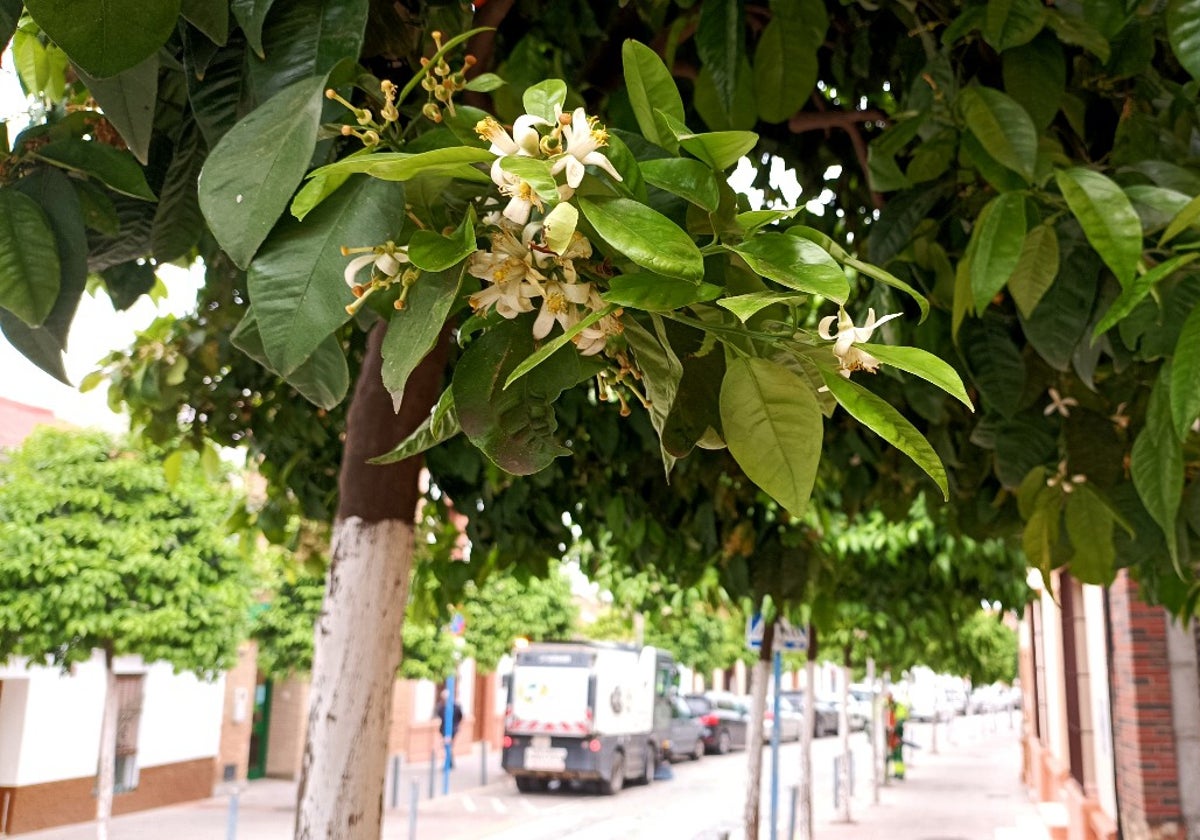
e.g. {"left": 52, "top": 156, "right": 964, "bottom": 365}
{"left": 295, "top": 518, "right": 412, "bottom": 840}
{"left": 836, "top": 659, "right": 852, "bottom": 822}
{"left": 867, "top": 658, "right": 879, "bottom": 804}
{"left": 797, "top": 644, "right": 816, "bottom": 840}
{"left": 743, "top": 621, "right": 773, "bottom": 840}
{"left": 95, "top": 650, "right": 118, "bottom": 840}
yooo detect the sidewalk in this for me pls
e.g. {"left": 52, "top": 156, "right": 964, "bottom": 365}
{"left": 20, "top": 742, "right": 508, "bottom": 840}
{"left": 808, "top": 713, "right": 1046, "bottom": 840}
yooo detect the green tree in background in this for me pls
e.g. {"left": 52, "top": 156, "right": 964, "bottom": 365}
{"left": 0, "top": 427, "right": 253, "bottom": 839}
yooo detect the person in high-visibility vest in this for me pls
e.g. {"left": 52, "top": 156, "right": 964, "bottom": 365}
{"left": 885, "top": 694, "right": 908, "bottom": 779}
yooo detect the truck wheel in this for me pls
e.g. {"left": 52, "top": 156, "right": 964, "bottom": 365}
{"left": 693, "top": 738, "right": 705, "bottom": 761}
{"left": 717, "top": 729, "right": 732, "bottom": 754}
{"left": 637, "top": 744, "right": 655, "bottom": 785}
{"left": 601, "top": 752, "right": 625, "bottom": 795}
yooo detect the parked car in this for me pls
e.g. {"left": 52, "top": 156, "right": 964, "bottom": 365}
{"left": 663, "top": 695, "right": 706, "bottom": 762}
{"left": 684, "top": 692, "right": 752, "bottom": 754}
{"left": 779, "top": 690, "right": 840, "bottom": 737}
{"left": 757, "top": 695, "right": 804, "bottom": 742}
{"left": 847, "top": 685, "right": 876, "bottom": 731}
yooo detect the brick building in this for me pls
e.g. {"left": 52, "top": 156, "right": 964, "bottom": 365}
{"left": 1022, "top": 569, "right": 1200, "bottom": 840}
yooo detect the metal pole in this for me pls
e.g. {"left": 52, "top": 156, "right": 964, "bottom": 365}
{"left": 428, "top": 750, "right": 436, "bottom": 799}
{"left": 443, "top": 673, "right": 456, "bottom": 795}
{"left": 787, "top": 784, "right": 798, "bottom": 840}
{"left": 225, "top": 789, "right": 239, "bottom": 840}
{"left": 390, "top": 755, "right": 402, "bottom": 809}
{"left": 770, "top": 649, "right": 782, "bottom": 840}
{"left": 481, "top": 740, "right": 488, "bottom": 787}
{"left": 408, "top": 780, "right": 419, "bottom": 840}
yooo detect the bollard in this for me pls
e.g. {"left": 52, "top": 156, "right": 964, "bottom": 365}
{"left": 428, "top": 750, "right": 436, "bottom": 799}
{"left": 481, "top": 740, "right": 488, "bottom": 787}
{"left": 389, "top": 755, "right": 402, "bottom": 809}
{"left": 408, "top": 780, "right": 419, "bottom": 840}
{"left": 788, "top": 784, "right": 798, "bottom": 840}
{"left": 225, "top": 789, "right": 239, "bottom": 840}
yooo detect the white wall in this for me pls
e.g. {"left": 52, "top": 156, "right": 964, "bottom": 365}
{"left": 135, "top": 663, "right": 225, "bottom": 767}
{"left": 0, "top": 678, "right": 30, "bottom": 785}
{"left": 12, "top": 656, "right": 107, "bottom": 784}
{"left": 1082, "top": 585, "right": 1116, "bottom": 819}
{"left": 1040, "top": 582, "right": 1068, "bottom": 764}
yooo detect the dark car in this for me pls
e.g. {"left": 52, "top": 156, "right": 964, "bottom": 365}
{"left": 779, "top": 690, "right": 840, "bottom": 737}
{"left": 662, "top": 695, "right": 706, "bottom": 762}
{"left": 684, "top": 691, "right": 752, "bottom": 754}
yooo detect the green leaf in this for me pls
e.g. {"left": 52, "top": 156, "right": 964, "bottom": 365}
{"left": 76, "top": 56, "right": 159, "bottom": 165}
{"left": 696, "top": 0, "right": 744, "bottom": 116}
{"left": 26, "top": 0, "right": 179, "bottom": 78}
{"left": 1022, "top": 491, "right": 1063, "bottom": 581}
{"left": 407, "top": 212, "right": 475, "bottom": 272}
{"left": 959, "top": 314, "right": 1025, "bottom": 419}
{"left": 369, "top": 388, "right": 461, "bottom": 464}
{"left": 0, "top": 0, "right": 20, "bottom": 51}
{"left": 198, "top": 75, "right": 328, "bottom": 269}
{"left": 12, "top": 28, "right": 50, "bottom": 97}
{"left": 1001, "top": 36, "right": 1065, "bottom": 130}
{"left": 182, "top": 0, "right": 229, "bottom": 45}
{"left": 13, "top": 168, "right": 87, "bottom": 346}
{"left": 465, "top": 73, "right": 506, "bottom": 93}
{"left": 1008, "top": 223, "right": 1060, "bottom": 318}
{"left": 659, "top": 112, "right": 759, "bottom": 171}
{"left": 1171, "top": 305, "right": 1200, "bottom": 439}
{"left": 1064, "top": 485, "right": 1116, "bottom": 585}
{"left": 305, "top": 147, "right": 494, "bottom": 183}
{"left": 247, "top": 176, "right": 407, "bottom": 376}
{"left": 1092, "top": 254, "right": 1198, "bottom": 338}
{"left": 522, "top": 79, "right": 567, "bottom": 123}
{"left": 0, "top": 308, "right": 68, "bottom": 383}
{"left": 34, "top": 139, "right": 156, "bottom": 200}
{"left": 841, "top": 255, "right": 931, "bottom": 321}
{"left": 970, "top": 193, "right": 1027, "bottom": 312}
{"left": 503, "top": 305, "right": 616, "bottom": 388}
{"left": 753, "top": 4, "right": 821, "bottom": 124}
{"left": 247, "top": 0, "right": 368, "bottom": 104}
{"left": 640, "top": 158, "right": 720, "bottom": 211}
{"left": 231, "top": 0, "right": 277, "bottom": 58}
{"left": 622, "top": 40, "right": 685, "bottom": 151}
{"left": 601, "top": 273, "right": 723, "bottom": 311}
{"left": 499, "top": 156, "right": 559, "bottom": 204}
{"left": 1017, "top": 466, "right": 1049, "bottom": 520}
{"left": 579, "top": 195, "right": 705, "bottom": 282}
{"left": 983, "top": 0, "right": 1046, "bottom": 51}
{"left": 819, "top": 368, "right": 949, "bottom": 499}
{"left": 151, "top": 120, "right": 205, "bottom": 263}
{"left": 0, "top": 188, "right": 61, "bottom": 327}
{"left": 730, "top": 233, "right": 849, "bottom": 302}
{"left": 720, "top": 356, "right": 823, "bottom": 515}
{"left": 624, "top": 316, "right": 683, "bottom": 474}
{"left": 230, "top": 308, "right": 349, "bottom": 409}
{"left": 1018, "top": 249, "right": 1097, "bottom": 372}
{"left": 381, "top": 267, "right": 461, "bottom": 409}
{"left": 957, "top": 86, "right": 1037, "bottom": 181}
{"left": 858, "top": 343, "right": 973, "bottom": 410}
{"left": 717, "top": 291, "right": 808, "bottom": 322}
{"left": 1160, "top": 193, "right": 1200, "bottom": 246}
{"left": 1131, "top": 373, "right": 1183, "bottom": 559}
{"left": 1044, "top": 8, "right": 1111, "bottom": 61}
{"left": 542, "top": 202, "right": 578, "bottom": 255}
{"left": 1167, "top": 0, "right": 1200, "bottom": 80}
{"left": 1055, "top": 167, "right": 1142, "bottom": 288}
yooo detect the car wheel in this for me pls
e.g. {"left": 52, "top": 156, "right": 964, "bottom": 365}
{"left": 717, "top": 728, "right": 733, "bottom": 754}
{"left": 601, "top": 752, "right": 625, "bottom": 795}
{"left": 693, "top": 738, "right": 705, "bottom": 761}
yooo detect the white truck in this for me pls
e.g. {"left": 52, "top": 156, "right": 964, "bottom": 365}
{"left": 501, "top": 641, "right": 676, "bottom": 794}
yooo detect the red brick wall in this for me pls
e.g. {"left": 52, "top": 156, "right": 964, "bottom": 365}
{"left": 1108, "top": 572, "right": 1186, "bottom": 840}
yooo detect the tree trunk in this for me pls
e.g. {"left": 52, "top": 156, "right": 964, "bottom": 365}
{"left": 295, "top": 323, "right": 449, "bottom": 840}
{"left": 867, "top": 657, "right": 878, "bottom": 804}
{"left": 95, "top": 647, "right": 117, "bottom": 840}
{"left": 743, "top": 619, "right": 773, "bottom": 840}
{"left": 797, "top": 624, "right": 818, "bottom": 840}
{"left": 836, "top": 646, "right": 852, "bottom": 823}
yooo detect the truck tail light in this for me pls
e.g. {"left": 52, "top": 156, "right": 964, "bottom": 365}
{"left": 587, "top": 738, "right": 601, "bottom": 752}
{"left": 503, "top": 735, "right": 513, "bottom": 748}
{"left": 700, "top": 714, "right": 719, "bottom": 727}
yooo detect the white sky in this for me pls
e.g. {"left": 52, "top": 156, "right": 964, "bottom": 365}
{"left": 0, "top": 58, "right": 201, "bottom": 432}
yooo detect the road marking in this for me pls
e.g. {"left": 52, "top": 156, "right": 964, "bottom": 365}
{"left": 491, "top": 797, "right": 507, "bottom": 814}
{"left": 519, "top": 798, "right": 538, "bottom": 813}
{"left": 462, "top": 796, "right": 477, "bottom": 813}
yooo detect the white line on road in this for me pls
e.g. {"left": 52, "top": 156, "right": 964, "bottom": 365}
{"left": 462, "top": 796, "right": 477, "bottom": 813}
{"left": 491, "top": 797, "right": 507, "bottom": 814}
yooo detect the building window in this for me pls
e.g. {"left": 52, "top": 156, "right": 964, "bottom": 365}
{"left": 114, "top": 675, "right": 145, "bottom": 793}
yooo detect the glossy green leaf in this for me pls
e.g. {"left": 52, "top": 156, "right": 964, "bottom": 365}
{"left": 0, "top": 188, "right": 60, "bottom": 327}
{"left": 1055, "top": 167, "right": 1142, "bottom": 288}
{"left": 1131, "top": 374, "right": 1183, "bottom": 559}
{"left": 1008, "top": 223, "right": 1059, "bottom": 318}
{"left": 842, "top": 255, "right": 931, "bottom": 321}
{"left": 754, "top": 2, "right": 822, "bottom": 124}
{"left": 151, "top": 120, "right": 205, "bottom": 263}
{"left": 247, "top": 0, "right": 368, "bottom": 104}
{"left": 247, "top": 176, "right": 407, "bottom": 376}
{"left": 407, "top": 212, "right": 475, "bottom": 272}
{"left": 290, "top": 150, "right": 369, "bottom": 221}
{"left": 542, "top": 203, "right": 578, "bottom": 255}
{"left": 12, "top": 28, "right": 50, "bottom": 97}
{"left": 0, "top": 0, "right": 20, "bottom": 51}
{"left": 1044, "top": 8, "right": 1111, "bottom": 61}
{"left": 306, "top": 147, "right": 494, "bottom": 183}
{"left": 730, "top": 233, "right": 849, "bottom": 302}
{"left": 198, "top": 75, "right": 328, "bottom": 269}
{"left": 0, "top": 308, "right": 68, "bottom": 383}
{"left": 1064, "top": 486, "right": 1116, "bottom": 584}
{"left": 1002, "top": 36, "right": 1065, "bottom": 130}
{"left": 465, "top": 73, "right": 506, "bottom": 93}
{"left": 381, "top": 267, "right": 461, "bottom": 409}
{"left": 13, "top": 169, "right": 87, "bottom": 346}
{"left": 26, "top": 0, "right": 178, "bottom": 78}
{"left": 602, "top": 274, "right": 723, "bottom": 311}
{"left": 959, "top": 314, "right": 1025, "bottom": 418}
{"left": 1125, "top": 185, "right": 1192, "bottom": 235}
{"left": 499, "top": 156, "right": 559, "bottom": 204}
{"left": 1167, "top": 0, "right": 1200, "bottom": 79}
{"left": 717, "top": 291, "right": 808, "bottom": 322}
{"left": 640, "top": 158, "right": 720, "bottom": 211}
{"left": 1018, "top": 248, "right": 1097, "bottom": 372}
{"left": 720, "top": 356, "right": 823, "bottom": 515}
{"left": 1022, "top": 491, "right": 1063, "bottom": 581}
{"left": 659, "top": 112, "right": 759, "bottom": 171}
{"left": 76, "top": 56, "right": 159, "bottom": 165}
{"left": 522, "top": 79, "right": 567, "bottom": 123}
{"left": 369, "top": 388, "right": 460, "bottom": 464}
{"left": 503, "top": 305, "right": 616, "bottom": 388}
{"left": 984, "top": 0, "right": 1046, "bottom": 51}
{"left": 34, "top": 139, "right": 155, "bottom": 200}
{"left": 1160, "top": 193, "right": 1200, "bottom": 245}
{"left": 958, "top": 86, "right": 1037, "bottom": 181}
{"left": 579, "top": 196, "right": 705, "bottom": 282}
{"left": 1171, "top": 305, "right": 1200, "bottom": 439}
{"left": 624, "top": 316, "right": 683, "bottom": 474}
{"left": 858, "top": 343, "right": 973, "bottom": 409}
{"left": 230, "top": 308, "right": 348, "bottom": 409}
{"left": 696, "top": 0, "right": 744, "bottom": 115}
{"left": 1092, "top": 254, "right": 1198, "bottom": 338}
{"left": 231, "top": 0, "right": 276, "bottom": 58}
{"left": 819, "top": 368, "right": 949, "bottom": 499}
{"left": 622, "top": 40, "right": 684, "bottom": 150}
{"left": 970, "top": 193, "right": 1027, "bottom": 312}
{"left": 182, "top": 0, "right": 229, "bottom": 45}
